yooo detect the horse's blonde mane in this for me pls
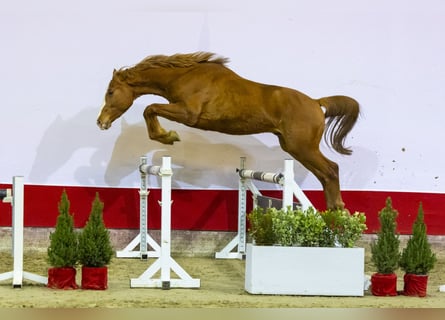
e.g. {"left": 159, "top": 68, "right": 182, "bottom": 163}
{"left": 115, "top": 52, "right": 229, "bottom": 82}
{"left": 128, "top": 52, "right": 229, "bottom": 71}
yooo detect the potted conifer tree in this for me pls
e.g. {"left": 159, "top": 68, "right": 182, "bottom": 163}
{"left": 47, "top": 190, "right": 79, "bottom": 289}
{"left": 78, "top": 193, "right": 114, "bottom": 290}
{"left": 399, "top": 203, "right": 436, "bottom": 297}
{"left": 370, "top": 197, "right": 400, "bottom": 296}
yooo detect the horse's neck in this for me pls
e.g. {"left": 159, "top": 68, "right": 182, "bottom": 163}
{"left": 127, "top": 67, "right": 188, "bottom": 98}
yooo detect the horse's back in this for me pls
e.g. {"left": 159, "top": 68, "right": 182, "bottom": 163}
{"left": 192, "top": 63, "right": 317, "bottom": 106}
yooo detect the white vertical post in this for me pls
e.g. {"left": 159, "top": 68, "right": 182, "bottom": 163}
{"left": 139, "top": 156, "right": 148, "bottom": 258}
{"left": 0, "top": 176, "right": 47, "bottom": 287}
{"left": 215, "top": 157, "right": 248, "bottom": 259}
{"left": 116, "top": 157, "right": 161, "bottom": 259}
{"left": 282, "top": 159, "right": 294, "bottom": 210}
{"left": 237, "top": 157, "right": 247, "bottom": 254}
{"left": 160, "top": 156, "right": 172, "bottom": 288}
{"left": 130, "top": 156, "right": 200, "bottom": 289}
{"left": 12, "top": 176, "right": 24, "bottom": 287}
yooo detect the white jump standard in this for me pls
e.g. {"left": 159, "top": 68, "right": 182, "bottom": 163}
{"left": 215, "top": 157, "right": 313, "bottom": 259}
{"left": 0, "top": 176, "right": 47, "bottom": 288}
{"left": 116, "top": 156, "right": 161, "bottom": 259}
{"left": 129, "top": 156, "right": 200, "bottom": 289}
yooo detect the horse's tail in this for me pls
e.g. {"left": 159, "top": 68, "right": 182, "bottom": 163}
{"left": 317, "top": 95, "right": 360, "bottom": 155}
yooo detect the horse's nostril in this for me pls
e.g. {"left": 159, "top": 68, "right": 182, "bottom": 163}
{"left": 97, "top": 119, "right": 105, "bottom": 129}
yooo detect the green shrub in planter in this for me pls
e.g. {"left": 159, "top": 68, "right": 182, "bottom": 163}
{"left": 270, "top": 207, "right": 296, "bottom": 246}
{"left": 47, "top": 189, "right": 78, "bottom": 268}
{"left": 399, "top": 203, "right": 436, "bottom": 275}
{"left": 247, "top": 206, "right": 366, "bottom": 248}
{"left": 78, "top": 193, "right": 113, "bottom": 268}
{"left": 47, "top": 190, "right": 79, "bottom": 289}
{"left": 247, "top": 206, "right": 277, "bottom": 245}
{"left": 321, "top": 209, "right": 367, "bottom": 248}
{"left": 292, "top": 207, "right": 328, "bottom": 247}
{"left": 369, "top": 197, "right": 401, "bottom": 296}
{"left": 370, "top": 197, "right": 400, "bottom": 274}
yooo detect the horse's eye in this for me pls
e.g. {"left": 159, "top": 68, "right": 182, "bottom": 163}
{"left": 107, "top": 90, "right": 114, "bottom": 96}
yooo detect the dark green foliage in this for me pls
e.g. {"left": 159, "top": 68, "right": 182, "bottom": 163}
{"left": 78, "top": 193, "right": 114, "bottom": 267}
{"left": 291, "top": 207, "right": 327, "bottom": 247}
{"left": 47, "top": 190, "right": 78, "bottom": 268}
{"left": 370, "top": 197, "right": 400, "bottom": 274}
{"left": 247, "top": 207, "right": 277, "bottom": 245}
{"left": 247, "top": 206, "right": 366, "bottom": 247}
{"left": 399, "top": 203, "right": 436, "bottom": 274}
{"left": 320, "top": 209, "right": 367, "bottom": 248}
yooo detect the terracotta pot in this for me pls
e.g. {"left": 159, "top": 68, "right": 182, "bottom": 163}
{"left": 370, "top": 273, "right": 398, "bottom": 296}
{"left": 403, "top": 273, "right": 428, "bottom": 297}
{"left": 47, "top": 267, "right": 78, "bottom": 289}
{"left": 81, "top": 266, "right": 108, "bottom": 290}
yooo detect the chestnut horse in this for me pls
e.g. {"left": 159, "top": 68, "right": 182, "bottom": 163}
{"left": 97, "top": 52, "right": 359, "bottom": 209}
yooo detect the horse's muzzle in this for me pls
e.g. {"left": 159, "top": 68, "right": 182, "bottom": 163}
{"left": 97, "top": 119, "right": 111, "bottom": 130}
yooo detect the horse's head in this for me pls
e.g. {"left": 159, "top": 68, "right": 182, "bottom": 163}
{"left": 97, "top": 70, "right": 134, "bottom": 130}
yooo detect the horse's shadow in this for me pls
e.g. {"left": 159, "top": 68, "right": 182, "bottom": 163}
{"left": 29, "top": 108, "right": 111, "bottom": 185}
{"left": 105, "top": 119, "right": 311, "bottom": 189}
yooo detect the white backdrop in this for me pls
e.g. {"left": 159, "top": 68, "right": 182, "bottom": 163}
{"left": 1, "top": 0, "right": 444, "bottom": 193}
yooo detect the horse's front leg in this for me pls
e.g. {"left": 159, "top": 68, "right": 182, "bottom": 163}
{"left": 144, "top": 101, "right": 201, "bottom": 145}
{"left": 142, "top": 103, "right": 182, "bottom": 144}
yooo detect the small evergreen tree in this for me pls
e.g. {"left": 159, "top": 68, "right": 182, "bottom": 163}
{"left": 370, "top": 197, "right": 400, "bottom": 274}
{"left": 399, "top": 203, "right": 436, "bottom": 275}
{"left": 78, "top": 193, "right": 113, "bottom": 267}
{"left": 47, "top": 190, "right": 78, "bottom": 267}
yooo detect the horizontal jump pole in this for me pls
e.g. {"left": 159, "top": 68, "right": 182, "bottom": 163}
{"left": 237, "top": 169, "right": 284, "bottom": 184}
{"left": 216, "top": 157, "right": 314, "bottom": 260}
{"left": 139, "top": 164, "right": 161, "bottom": 176}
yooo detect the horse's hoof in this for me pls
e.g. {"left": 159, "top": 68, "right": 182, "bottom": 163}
{"left": 151, "top": 130, "right": 181, "bottom": 145}
{"left": 167, "top": 130, "right": 180, "bottom": 143}
{"left": 159, "top": 131, "right": 180, "bottom": 144}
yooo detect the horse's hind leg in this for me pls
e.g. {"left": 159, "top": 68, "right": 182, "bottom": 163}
{"left": 278, "top": 135, "right": 345, "bottom": 210}
{"left": 298, "top": 151, "right": 344, "bottom": 210}
{"left": 314, "top": 155, "right": 345, "bottom": 210}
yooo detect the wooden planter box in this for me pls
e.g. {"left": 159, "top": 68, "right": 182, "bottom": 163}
{"left": 245, "top": 243, "right": 365, "bottom": 296}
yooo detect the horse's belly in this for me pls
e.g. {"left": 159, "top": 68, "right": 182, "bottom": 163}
{"left": 194, "top": 116, "right": 271, "bottom": 135}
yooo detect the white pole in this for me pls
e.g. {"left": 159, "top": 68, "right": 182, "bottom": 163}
{"left": 116, "top": 157, "right": 161, "bottom": 259}
{"left": 130, "top": 156, "right": 200, "bottom": 288}
{"left": 282, "top": 159, "right": 294, "bottom": 210}
{"left": 12, "top": 176, "right": 24, "bottom": 287}
{"left": 0, "top": 176, "right": 47, "bottom": 287}
{"left": 139, "top": 156, "right": 148, "bottom": 259}
{"left": 160, "top": 156, "right": 172, "bottom": 288}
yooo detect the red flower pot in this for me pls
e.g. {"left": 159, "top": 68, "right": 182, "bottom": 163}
{"left": 403, "top": 273, "right": 428, "bottom": 297}
{"left": 370, "top": 273, "right": 398, "bottom": 296}
{"left": 81, "top": 266, "right": 108, "bottom": 290}
{"left": 47, "top": 267, "right": 78, "bottom": 289}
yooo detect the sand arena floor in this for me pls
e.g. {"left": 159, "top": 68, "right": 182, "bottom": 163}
{"left": 0, "top": 234, "right": 444, "bottom": 308}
